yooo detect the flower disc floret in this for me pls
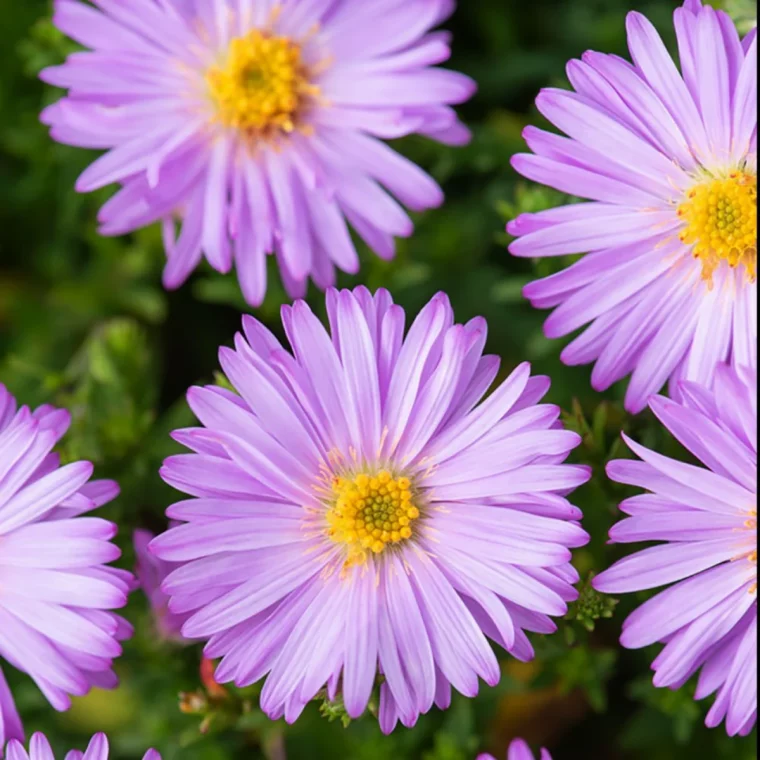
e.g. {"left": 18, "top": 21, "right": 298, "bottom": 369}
{"left": 150, "top": 286, "right": 590, "bottom": 733}
{"left": 326, "top": 470, "right": 420, "bottom": 565}
{"left": 42, "top": 1, "right": 475, "bottom": 306}
{"left": 507, "top": 0, "right": 757, "bottom": 413}
{"left": 678, "top": 171, "right": 757, "bottom": 284}
{"left": 206, "top": 30, "right": 318, "bottom": 140}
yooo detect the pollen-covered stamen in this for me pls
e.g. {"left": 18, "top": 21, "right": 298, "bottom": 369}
{"left": 326, "top": 470, "right": 421, "bottom": 568}
{"left": 678, "top": 171, "right": 757, "bottom": 287}
{"left": 741, "top": 509, "right": 757, "bottom": 594}
{"left": 205, "top": 29, "right": 319, "bottom": 139}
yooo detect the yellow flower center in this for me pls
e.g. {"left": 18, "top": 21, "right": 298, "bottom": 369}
{"left": 205, "top": 29, "right": 318, "bottom": 139}
{"left": 326, "top": 470, "right": 421, "bottom": 568}
{"left": 677, "top": 171, "right": 757, "bottom": 286}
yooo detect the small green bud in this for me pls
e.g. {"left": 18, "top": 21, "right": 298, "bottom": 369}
{"left": 318, "top": 695, "right": 353, "bottom": 729}
{"left": 566, "top": 573, "right": 619, "bottom": 632}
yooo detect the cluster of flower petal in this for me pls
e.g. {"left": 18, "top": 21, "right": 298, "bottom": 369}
{"left": 22, "top": 0, "right": 758, "bottom": 747}
{"left": 0, "top": 386, "right": 131, "bottom": 747}
{"left": 594, "top": 364, "right": 757, "bottom": 736}
{"left": 150, "top": 286, "right": 590, "bottom": 733}
{"left": 478, "top": 738, "right": 553, "bottom": 760}
{"left": 41, "top": 0, "right": 475, "bottom": 305}
{"left": 3, "top": 732, "right": 159, "bottom": 760}
{"left": 508, "top": 0, "right": 757, "bottom": 413}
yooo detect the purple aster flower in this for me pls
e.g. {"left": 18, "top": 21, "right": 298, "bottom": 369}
{"left": 507, "top": 0, "right": 757, "bottom": 413}
{"left": 593, "top": 364, "right": 757, "bottom": 736}
{"left": 150, "top": 286, "right": 590, "bottom": 731}
{"left": 0, "top": 386, "right": 132, "bottom": 746}
{"left": 133, "top": 529, "right": 189, "bottom": 643}
{"left": 41, "top": 1, "right": 475, "bottom": 306}
{"left": 478, "top": 738, "right": 552, "bottom": 760}
{"left": 3, "top": 732, "right": 159, "bottom": 760}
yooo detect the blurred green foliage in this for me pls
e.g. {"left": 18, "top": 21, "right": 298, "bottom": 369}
{"left": 0, "top": 0, "right": 756, "bottom": 759}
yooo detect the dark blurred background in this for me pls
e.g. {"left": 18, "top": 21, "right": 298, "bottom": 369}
{"left": 0, "top": 0, "right": 757, "bottom": 758}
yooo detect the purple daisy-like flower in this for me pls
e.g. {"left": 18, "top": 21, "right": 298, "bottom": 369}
{"left": 0, "top": 386, "right": 132, "bottom": 747}
{"left": 150, "top": 286, "right": 589, "bottom": 731}
{"left": 133, "top": 529, "right": 189, "bottom": 643}
{"left": 3, "top": 732, "right": 159, "bottom": 760}
{"left": 478, "top": 738, "right": 553, "bottom": 760}
{"left": 593, "top": 364, "right": 757, "bottom": 736}
{"left": 41, "top": 0, "right": 475, "bottom": 305}
{"left": 508, "top": 0, "right": 757, "bottom": 413}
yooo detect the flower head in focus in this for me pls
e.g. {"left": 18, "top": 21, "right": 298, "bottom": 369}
{"left": 478, "top": 738, "right": 553, "bottom": 760}
{"left": 133, "top": 529, "right": 189, "bottom": 643}
{"left": 594, "top": 364, "right": 757, "bottom": 736}
{"left": 150, "top": 286, "right": 589, "bottom": 731}
{"left": 508, "top": 0, "right": 757, "bottom": 412}
{"left": 0, "top": 386, "right": 131, "bottom": 746}
{"left": 41, "top": 0, "right": 475, "bottom": 305}
{"left": 3, "top": 732, "right": 159, "bottom": 760}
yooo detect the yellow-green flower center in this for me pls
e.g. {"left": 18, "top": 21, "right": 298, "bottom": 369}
{"left": 326, "top": 470, "right": 421, "bottom": 568}
{"left": 205, "top": 29, "right": 318, "bottom": 139}
{"left": 677, "top": 171, "right": 757, "bottom": 286}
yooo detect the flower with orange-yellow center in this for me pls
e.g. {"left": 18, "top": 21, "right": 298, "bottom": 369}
{"left": 206, "top": 30, "right": 319, "bottom": 141}
{"left": 326, "top": 470, "right": 421, "bottom": 568}
{"left": 507, "top": 0, "right": 757, "bottom": 413}
{"left": 41, "top": 1, "right": 475, "bottom": 305}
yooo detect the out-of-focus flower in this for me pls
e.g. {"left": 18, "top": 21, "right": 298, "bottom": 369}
{"left": 478, "top": 737, "right": 553, "bottom": 760}
{"left": 3, "top": 732, "right": 159, "bottom": 760}
{"left": 0, "top": 386, "right": 131, "bottom": 746}
{"left": 133, "top": 529, "right": 189, "bottom": 643}
{"left": 508, "top": 0, "right": 757, "bottom": 413}
{"left": 41, "top": 0, "right": 475, "bottom": 305}
{"left": 594, "top": 364, "right": 757, "bottom": 736}
{"left": 151, "top": 286, "right": 589, "bottom": 732}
